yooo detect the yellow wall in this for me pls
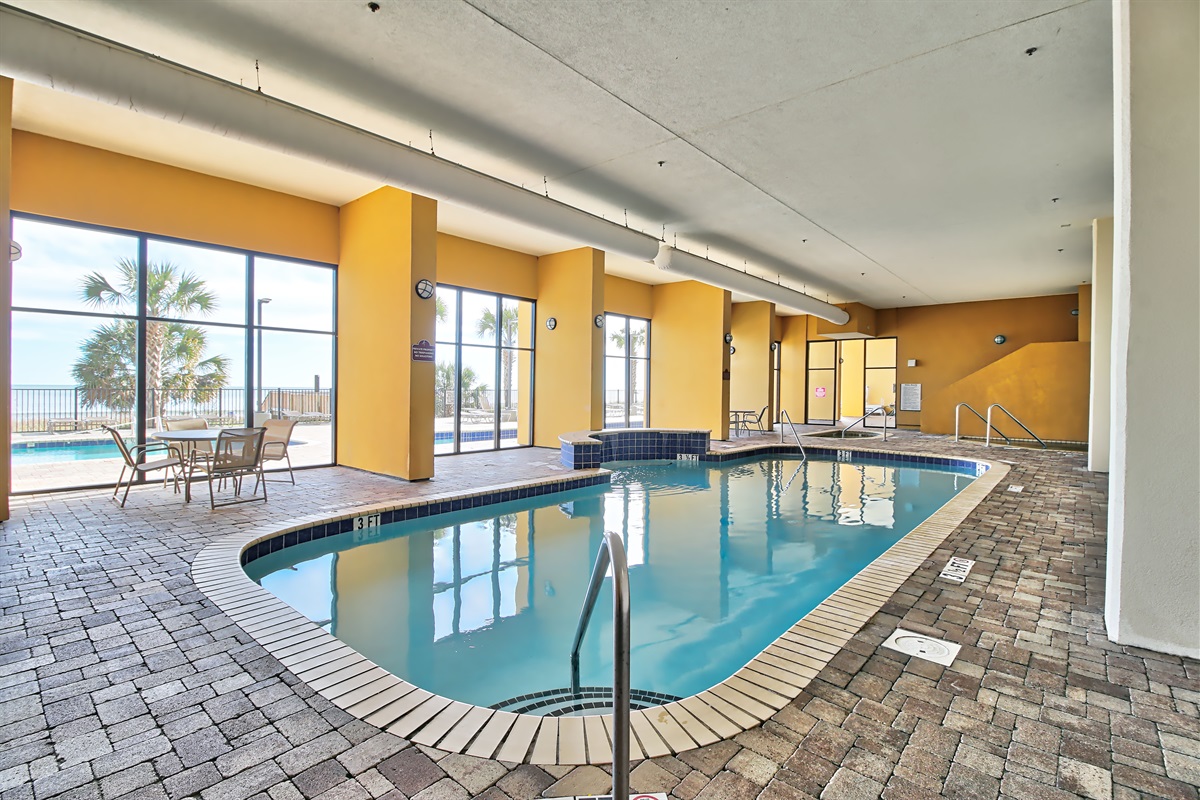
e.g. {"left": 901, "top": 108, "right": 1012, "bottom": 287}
{"left": 0, "top": 79, "right": 12, "bottom": 521}
{"left": 941, "top": 342, "right": 1090, "bottom": 441}
{"left": 337, "top": 187, "right": 437, "bottom": 479}
{"left": 604, "top": 275, "right": 653, "bottom": 319}
{"left": 838, "top": 339, "right": 866, "bottom": 419}
{"left": 533, "top": 248, "right": 605, "bottom": 445}
{"left": 875, "top": 294, "right": 1082, "bottom": 432}
{"left": 778, "top": 315, "right": 809, "bottom": 423}
{"left": 11, "top": 132, "right": 339, "bottom": 264}
{"left": 729, "top": 301, "right": 775, "bottom": 426}
{"left": 1077, "top": 284, "right": 1092, "bottom": 342}
{"left": 650, "top": 281, "right": 731, "bottom": 437}
{"left": 437, "top": 233, "right": 537, "bottom": 299}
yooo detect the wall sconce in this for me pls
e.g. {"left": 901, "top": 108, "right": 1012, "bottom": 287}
{"left": 729, "top": 345, "right": 736, "bottom": 355}
{"left": 994, "top": 334, "right": 1007, "bottom": 345}
{"left": 414, "top": 278, "right": 435, "bottom": 299}
{"left": 1071, "top": 308, "right": 1079, "bottom": 316}
{"left": 724, "top": 332, "right": 733, "bottom": 344}
{"left": 545, "top": 317, "right": 557, "bottom": 331}
{"left": 9, "top": 241, "right": 22, "bottom": 262}
{"left": 770, "top": 342, "right": 778, "bottom": 352}
{"left": 907, "top": 359, "right": 918, "bottom": 367}
{"left": 594, "top": 314, "right": 605, "bottom": 328}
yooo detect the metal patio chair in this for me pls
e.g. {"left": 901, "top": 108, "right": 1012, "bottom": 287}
{"left": 163, "top": 417, "right": 214, "bottom": 465}
{"left": 256, "top": 417, "right": 298, "bottom": 488}
{"left": 186, "top": 427, "right": 268, "bottom": 509}
{"left": 103, "top": 425, "right": 184, "bottom": 508}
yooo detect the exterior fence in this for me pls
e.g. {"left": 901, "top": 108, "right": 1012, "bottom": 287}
{"left": 12, "top": 386, "right": 332, "bottom": 433}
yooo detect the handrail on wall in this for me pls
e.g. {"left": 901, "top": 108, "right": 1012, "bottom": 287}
{"left": 569, "top": 531, "right": 631, "bottom": 800}
{"left": 955, "top": 402, "right": 1010, "bottom": 445}
{"left": 841, "top": 404, "right": 890, "bottom": 440}
{"left": 986, "top": 404, "right": 1047, "bottom": 449}
{"left": 779, "top": 409, "right": 805, "bottom": 461}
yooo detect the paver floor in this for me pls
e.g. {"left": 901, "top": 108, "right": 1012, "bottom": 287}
{"left": 2, "top": 434, "right": 1197, "bottom": 800}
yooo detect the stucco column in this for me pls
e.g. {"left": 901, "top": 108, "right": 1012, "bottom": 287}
{"left": 533, "top": 247, "right": 605, "bottom": 446}
{"left": 1105, "top": 0, "right": 1199, "bottom": 657}
{"left": 337, "top": 187, "right": 437, "bottom": 481}
{"left": 1088, "top": 218, "right": 1112, "bottom": 472}
{"left": 0, "top": 77, "right": 11, "bottom": 522}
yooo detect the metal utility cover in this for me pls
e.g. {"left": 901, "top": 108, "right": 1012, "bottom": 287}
{"left": 881, "top": 628, "right": 962, "bottom": 666}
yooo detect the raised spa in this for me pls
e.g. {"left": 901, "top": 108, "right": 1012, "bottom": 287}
{"left": 244, "top": 454, "right": 976, "bottom": 714}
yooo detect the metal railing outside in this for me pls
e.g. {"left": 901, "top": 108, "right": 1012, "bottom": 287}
{"left": 841, "top": 404, "right": 890, "bottom": 440}
{"left": 955, "top": 402, "right": 1010, "bottom": 445}
{"left": 986, "top": 404, "right": 1046, "bottom": 449}
{"left": 569, "top": 531, "right": 631, "bottom": 800}
{"left": 779, "top": 409, "right": 806, "bottom": 461}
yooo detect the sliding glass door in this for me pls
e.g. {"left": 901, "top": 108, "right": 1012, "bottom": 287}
{"left": 604, "top": 314, "right": 649, "bottom": 429}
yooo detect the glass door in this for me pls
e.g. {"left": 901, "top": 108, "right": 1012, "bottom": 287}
{"left": 805, "top": 340, "right": 837, "bottom": 425}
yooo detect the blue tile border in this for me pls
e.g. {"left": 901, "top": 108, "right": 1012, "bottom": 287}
{"left": 239, "top": 472, "right": 611, "bottom": 567}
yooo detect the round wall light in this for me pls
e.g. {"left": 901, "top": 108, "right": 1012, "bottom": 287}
{"left": 994, "top": 334, "right": 1007, "bottom": 345}
{"left": 770, "top": 342, "right": 779, "bottom": 351}
{"left": 545, "top": 317, "right": 557, "bottom": 331}
{"left": 1071, "top": 308, "right": 1079, "bottom": 316}
{"left": 594, "top": 314, "right": 605, "bottom": 329}
{"left": 729, "top": 345, "right": 736, "bottom": 355}
{"left": 10, "top": 241, "right": 22, "bottom": 262}
{"left": 414, "top": 278, "right": 435, "bottom": 299}
{"left": 724, "top": 332, "right": 733, "bottom": 344}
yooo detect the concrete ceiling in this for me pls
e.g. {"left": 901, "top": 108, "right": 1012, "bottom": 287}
{"left": 6, "top": 0, "right": 1113, "bottom": 310}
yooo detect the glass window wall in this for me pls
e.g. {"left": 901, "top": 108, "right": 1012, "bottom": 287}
{"left": 604, "top": 314, "right": 650, "bottom": 429}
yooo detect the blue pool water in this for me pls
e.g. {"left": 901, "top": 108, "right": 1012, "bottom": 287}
{"left": 246, "top": 456, "right": 974, "bottom": 709}
{"left": 11, "top": 440, "right": 127, "bottom": 464}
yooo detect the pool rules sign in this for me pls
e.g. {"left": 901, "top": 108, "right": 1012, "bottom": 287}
{"left": 411, "top": 339, "right": 435, "bottom": 362}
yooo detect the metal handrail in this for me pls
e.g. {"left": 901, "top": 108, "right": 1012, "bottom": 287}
{"left": 986, "top": 404, "right": 1046, "bottom": 449}
{"left": 779, "top": 409, "right": 805, "bottom": 461}
{"left": 569, "top": 531, "right": 630, "bottom": 800}
{"left": 955, "top": 402, "right": 1010, "bottom": 445}
{"left": 841, "top": 404, "right": 890, "bottom": 440}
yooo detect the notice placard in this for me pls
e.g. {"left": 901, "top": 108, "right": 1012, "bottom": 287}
{"left": 411, "top": 339, "right": 435, "bottom": 362}
{"left": 899, "top": 383, "right": 922, "bottom": 411}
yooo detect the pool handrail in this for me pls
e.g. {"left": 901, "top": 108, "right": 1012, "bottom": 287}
{"left": 986, "top": 404, "right": 1046, "bottom": 449}
{"left": 841, "top": 404, "right": 890, "bottom": 440}
{"left": 569, "top": 530, "right": 630, "bottom": 799}
{"left": 779, "top": 409, "right": 805, "bottom": 461}
{"left": 955, "top": 402, "right": 1011, "bottom": 445}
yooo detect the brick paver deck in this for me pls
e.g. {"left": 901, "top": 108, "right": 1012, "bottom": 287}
{"left": 2, "top": 434, "right": 1197, "bottom": 800}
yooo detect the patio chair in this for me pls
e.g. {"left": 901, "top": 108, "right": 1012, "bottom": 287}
{"left": 256, "top": 417, "right": 297, "bottom": 488}
{"left": 164, "top": 417, "right": 214, "bottom": 465}
{"left": 103, "top": 425, "right": 184, "bottom": 508}
{"left": 747, "top": 406, "right": 769, "bottom": 432}
{"left": 186, "top": 427, "right": 268, "bottom": 509}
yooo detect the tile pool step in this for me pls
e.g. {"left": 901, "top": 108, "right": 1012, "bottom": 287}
{"left": 490, "top": 686, "right": 681, "bottom": 716}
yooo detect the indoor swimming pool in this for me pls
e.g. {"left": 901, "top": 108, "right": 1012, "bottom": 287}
{"left": 244, "top": 454, "right": 977, "bottom": 712}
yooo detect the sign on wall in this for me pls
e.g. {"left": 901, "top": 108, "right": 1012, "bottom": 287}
{"left": 411, "top": 339, "right": 435, "bottom": 362}
{"left": 899, "top": 383, "right": 922, "bottom": 411}
{"left": 814, "top": 386, "right": 827, "bottom": 398}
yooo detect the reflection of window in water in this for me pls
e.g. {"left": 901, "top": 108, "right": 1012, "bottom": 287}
{"left": 432, "top": 513, "right": 530, "bottom": 640}
{"left": 603, "top": 487, "right": 648, "bottom": 567}
{"left": 259, "top": 553, "right": 335, "bottom": 631}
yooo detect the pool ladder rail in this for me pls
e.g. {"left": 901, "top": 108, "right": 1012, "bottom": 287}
{"left": 569, "top": 530, "right": 631, "bottom": 800}
{"left": 779, "top": 409, "right": 806, "bottom": 461}
{"left": 954, "top": 402, "right": 1046, "bottom": 449}
{"left": 841, "top": 404, "right": 891, "bottom": 440}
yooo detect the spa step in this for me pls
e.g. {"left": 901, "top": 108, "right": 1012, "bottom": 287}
{"left": 490, "top": 686, "right": 681, "bottom": 716}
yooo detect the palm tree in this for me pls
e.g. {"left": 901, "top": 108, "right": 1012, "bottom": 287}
{"left": 610, "top": 324, "right": 648, "bottom": 411}
{"left": 476, "top": 305, "right": 519, "bottom": 408}
{"left": 72, "top": 259, "right": 230, "bottom": 423}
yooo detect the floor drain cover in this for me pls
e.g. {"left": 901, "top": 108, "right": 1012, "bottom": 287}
{"left": 881, "top": 628, "right": 961, "bottom": 666}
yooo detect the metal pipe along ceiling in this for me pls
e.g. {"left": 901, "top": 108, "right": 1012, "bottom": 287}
{"left": 656, "top": 245, "right": 850, "bottom": 324}
{"left": 0, "top": 7, "right": 849, "bottom": 324}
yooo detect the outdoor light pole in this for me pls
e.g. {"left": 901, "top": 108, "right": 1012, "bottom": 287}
{"left": 256, "top": 298, "right": 271, "bottom": 420}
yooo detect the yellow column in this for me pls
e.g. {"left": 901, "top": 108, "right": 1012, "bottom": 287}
{"left": 337, "top": 187, "right": 436, "bottom": 480}
{"left": 779, "top": 315, "right": 809, "bottom": 423}
{"left": 729, "top": 301, "right": 775, "bottom": 430}
{"left": 649, "top": 281, "right": 731, "bottom": 437}
{"left": 0, "top": 77, "right": 12, "bottom": 521}
{"left": 533, "top": 247, "right": 605, "bottom": 446}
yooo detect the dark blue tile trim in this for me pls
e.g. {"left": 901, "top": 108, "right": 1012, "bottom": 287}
{"left": 240, "top": 472, "right": 612, "bottom": 567}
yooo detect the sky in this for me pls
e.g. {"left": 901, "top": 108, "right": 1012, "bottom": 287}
{"left": 11, "top": 216, "right": 334, "bottom": 388}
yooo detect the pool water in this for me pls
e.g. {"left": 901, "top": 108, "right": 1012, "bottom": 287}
{"left": 10, "top": 440, "right": 127, "bottom": 464}
{"left": 246, "top": 456, "right": 974, "bottom": 709}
